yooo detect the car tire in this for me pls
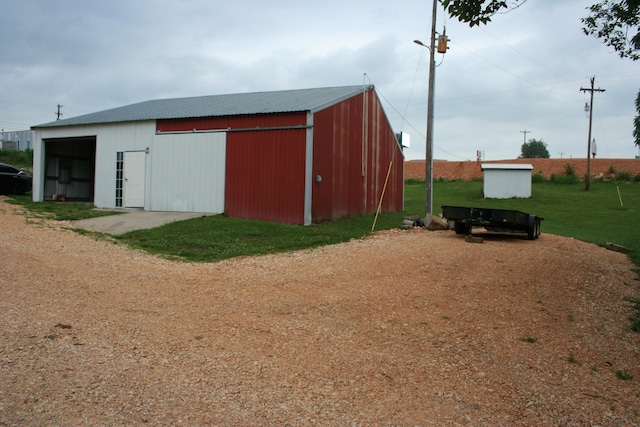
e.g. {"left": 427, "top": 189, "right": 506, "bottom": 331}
{"left": 13, "top": 181, "right": 27, "bottom": 195}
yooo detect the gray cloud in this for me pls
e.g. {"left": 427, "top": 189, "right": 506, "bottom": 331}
{"left": 1, "top": 0, "right": 637, "bottom": 159}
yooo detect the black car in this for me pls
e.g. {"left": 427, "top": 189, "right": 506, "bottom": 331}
{"left": 0, "top": 162, "right": 32, "bottom": 195}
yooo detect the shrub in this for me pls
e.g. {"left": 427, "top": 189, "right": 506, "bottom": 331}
{"left": 551, "top": 173, "right": 580, "bottom": 184}
{"left": 616, "top": 170, "right": 632, "bottom": 182}
{"left": 564, "top": 163, "right": 576, "bottom": 177}
{"left": 532, "top": 172, "right": 546, "bottom": 183}
{"left": 608, "top": 165, "right": 617, "bottom": 175}
{"left": 634, "top": 174, "right": 640, "bottom": 183}
{"left": 0, "top": 149, "right": 33, "bottom": 169}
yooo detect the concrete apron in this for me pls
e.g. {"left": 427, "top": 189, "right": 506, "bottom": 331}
{"left": 71, "top": 210, "right": 216, "bottom": 235}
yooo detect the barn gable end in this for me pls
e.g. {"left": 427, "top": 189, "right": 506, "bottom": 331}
{"left": 312, "top": 89, "right": 403, "bottom": 222}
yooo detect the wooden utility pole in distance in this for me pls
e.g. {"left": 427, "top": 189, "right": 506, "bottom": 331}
{"left": 520, "top": 129, "right": 530, "bottom": 145}
{"left": 580, "top": 77, "right": 605, "bottom": 190}
{"left": 425, "top": 0, "right": 437, "bottom": 217}
{"left": 56, "top": 104, "right": 63, "bottom": 121}
{"left": 414, "top": 0, "right": 449, "bottom": 218}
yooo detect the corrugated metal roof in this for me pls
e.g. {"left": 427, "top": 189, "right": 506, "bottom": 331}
{"left": 34, "top": 85, "right": 371, "bottom": 128}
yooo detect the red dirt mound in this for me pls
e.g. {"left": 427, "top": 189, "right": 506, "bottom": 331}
{"left": 406, "top": 158, "right": 640, "bottom": 181}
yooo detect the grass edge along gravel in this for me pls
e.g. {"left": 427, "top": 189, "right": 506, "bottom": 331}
{"left": 6, "top": 179, "right": 639, "bottom": 267}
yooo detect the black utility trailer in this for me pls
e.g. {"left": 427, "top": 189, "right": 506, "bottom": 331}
{"left": 442, "top": 205, "right": 543, "bottom": 240}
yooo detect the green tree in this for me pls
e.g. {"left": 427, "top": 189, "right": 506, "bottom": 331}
{"left": 520, "top": 139, "right": 550, "bottom": 158}
{"left": 443, "top": 0, "right": 640, "bottom": 148}
{"left": 581, "top": 0, "right": 640, "bottom": 61}
{"left": 441, "top": 0, "right": 528, "bottom": 26}
{"left": 582, "top": 0, "right": 640, "bottom": 147}
{"left": 635, "top": 91, "right": 640, "bottom": 147}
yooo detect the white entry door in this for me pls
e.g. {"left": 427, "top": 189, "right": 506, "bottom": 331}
{"left": 124, "top": 151, "right": 146, "bottom": 208}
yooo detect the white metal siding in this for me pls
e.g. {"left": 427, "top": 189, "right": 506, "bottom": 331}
{"left": 33, "top": 121, "right": 156, "bottom": 206}
{"left": 483, "top": 169, "right": 532, "bottom": 198}
{"left": 34, "top": 122, "right": 226, "bottom": 213}
{"left": 149, "top": 132, "right": 226, "bottom": 213}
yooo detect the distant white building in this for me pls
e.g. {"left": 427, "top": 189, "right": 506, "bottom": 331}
{"left": 1, "top": 130, "right": 34, "bottom": 150}
{"left": 481, "top": 163, "right": 533, "bottom": 198}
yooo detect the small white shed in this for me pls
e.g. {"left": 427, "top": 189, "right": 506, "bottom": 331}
{"left": 481, "top": 163, "right": 533, "bottom": 198}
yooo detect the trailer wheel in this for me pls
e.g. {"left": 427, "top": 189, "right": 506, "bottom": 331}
{"left": 454, "top": 222, "right": 471, "bottom": 235}
{"left": 527, "top": 218, "right": 541, "bottom": 240}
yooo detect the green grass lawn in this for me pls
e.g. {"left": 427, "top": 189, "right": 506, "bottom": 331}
{"left": 6, "top": 180, "right": 639, "bottom": 268}
{"left": 432, "top": 180, "right": 640, "bottom": 264}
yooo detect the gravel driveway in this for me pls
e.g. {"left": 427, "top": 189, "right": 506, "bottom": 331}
{"left": 1, "top": 199, "right": 638, "bottom": 426}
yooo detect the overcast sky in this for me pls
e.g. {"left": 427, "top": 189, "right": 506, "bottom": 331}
{"left": 1, "top": 0, "right": 638, "bottom": 160}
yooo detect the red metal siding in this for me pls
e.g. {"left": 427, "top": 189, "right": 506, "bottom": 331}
{"left": 312, "top": 89, "right": 403, "bottom": 222}
{"left": 157, "top": 113, "right": 307, "bottom": 132}
{"left": 225, "top": 128, "right": 306, "bottom": 224}
{"left": 157, "top": 113, "right": 308, "bottom": 224}
{"left": 312, "top": 97, "right": 364, "bottom": 221}
{"left": 363, "top": 93, "right": 404, "bottom": 215}
{"left": 155, "top": 93, "right": 403, "bottom": 225}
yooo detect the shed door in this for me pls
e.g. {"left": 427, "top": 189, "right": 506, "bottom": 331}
{"left": 124, "top": 151, "right": 146, "bottom": 208}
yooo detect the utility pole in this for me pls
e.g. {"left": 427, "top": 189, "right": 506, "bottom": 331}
{"left": 520, "top": 129, "right": 530, "bottom": 145}
{"left": 580, "top": 77, "right": 605, "bottom": 190}
{"left": 56, "top": 104, "right": 63, "bottom": 120}
{"left": 424, "top": 0, "right": 437, "bottom": 217}
{"left": 558, "top": 152, "right": 565, "bottom": 159}
{"left": 414, "top": 0, "right": 449, "bottom": 218}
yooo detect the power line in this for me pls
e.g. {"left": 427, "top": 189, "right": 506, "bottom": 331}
{"left": 375, "top": 86, "right": 468, "bottom": 160}
{"left": 479, "top": 27, "right": 573, "bottom": 85}
{"left": 0, "top": 120, "right": 32, "bottom": 129}
{"left": 448, "top": 38, "right": 534, "bottom": 86}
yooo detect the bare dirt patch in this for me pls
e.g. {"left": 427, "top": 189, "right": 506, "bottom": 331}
{"left": 1, "top": 199, "right": 639, "bottom": 425}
